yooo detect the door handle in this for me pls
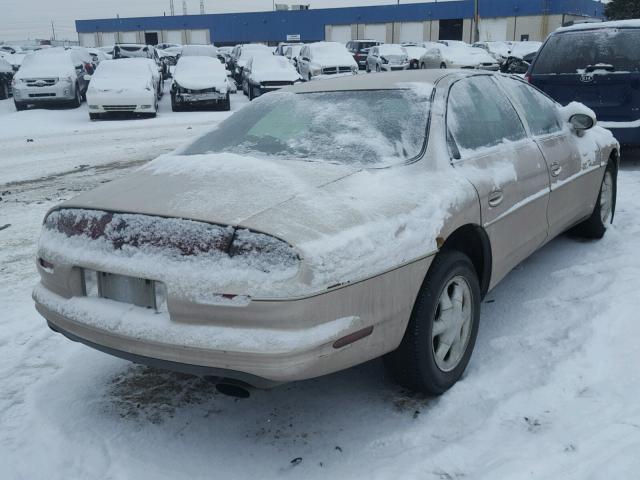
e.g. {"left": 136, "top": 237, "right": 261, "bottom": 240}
{"left": 550, "top": 162, "right": 562, "bottom": 177}
{"left": 488, "top": 190, "right": 504, "bottom": 207}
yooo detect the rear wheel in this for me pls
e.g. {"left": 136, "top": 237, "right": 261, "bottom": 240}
{"left": 0, "top": 81, "right": 9, "bottom": 100}
{"left": 366, "top": 63, "right": 371, "bottom": 73}
{"left": 375, "top": 64, "right": 381, "bottom": 72}
{"left": 420, "top": 62, "right": 426, "bottom": 69}
{"left": 440, "top": 62, "right": 447, "bottom": 69}
{"left": 171, "top": 94, "right": 182, "bottom": 112}
{"left": 572, "top": 163, "right": 616, "bottom": 239}
{"left": 70, "top": 84, "right": 82, "bottom": 108}
{"left": 385, "top": 251, "right": 481, "bottom": 394}
{"left": 219, "top": 93, "right": 231, "bottom": 111}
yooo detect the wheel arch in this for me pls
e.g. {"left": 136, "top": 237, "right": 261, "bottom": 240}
{"left": 438, "top": 224, "right": 492, "bottom": 298}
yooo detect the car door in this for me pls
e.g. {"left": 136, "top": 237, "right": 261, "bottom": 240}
{"left": 447, "top": 75, "right": 551, "bottom": 287}
{"left": 498, "top": 76, "right": 601, "bottom": 238}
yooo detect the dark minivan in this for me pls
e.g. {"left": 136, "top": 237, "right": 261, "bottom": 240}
{"left": 528, "top": 20, "right": 640, "bottom": 145}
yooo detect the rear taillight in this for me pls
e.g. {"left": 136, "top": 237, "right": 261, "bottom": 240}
{"left": 524, "top": 73, "right": 532, "bottom": 83}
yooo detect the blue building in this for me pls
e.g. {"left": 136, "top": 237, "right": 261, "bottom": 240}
{"left": 76, "top": 0, "right": 605, "bottom": 47}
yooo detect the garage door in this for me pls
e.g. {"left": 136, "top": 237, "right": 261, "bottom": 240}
{"left": 399, "top": 22, "right": 423, "bottom": 43}
{"left": 100, "top": 32, "right": 117, "bottom": 47}
{"left": 479, "top": 18, "right": 508, "bottom": 41}
{"left": 327, "top": 25, "right": 351, "bottom": 43}
{"left": 79, "top": 33, "right": 96, "bottom": 47}
{"left": 120, "top": 31, "right": 138, "bottom": 43}
{"left": 189, "top": 29, "right": 209, "bottom": 44}
{"left": 364, "top": 23, "right": 386, "bottom": 42}
{"left": 166, "top": 30, "right": 183, "bottom": 44}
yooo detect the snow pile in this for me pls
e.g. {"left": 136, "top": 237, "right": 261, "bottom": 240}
{"left": 173, "top": 56, "right": 227, "bottom": 91}
{"left": 443, "top": 44, "right": 496, "bottom": 65}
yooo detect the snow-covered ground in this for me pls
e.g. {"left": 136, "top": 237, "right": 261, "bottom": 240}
{"left": 1, "top": 89, "right": 640, "bottom": 480}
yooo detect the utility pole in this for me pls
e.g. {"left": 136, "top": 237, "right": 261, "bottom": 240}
{"left": 170, "top": 0, "right": 175, "bottom": 16}
{"left": 473, "top": 0, "right": 479, "bottom": 42}
{"left": 51, "top": 20, "right": 56, "bottom": 41}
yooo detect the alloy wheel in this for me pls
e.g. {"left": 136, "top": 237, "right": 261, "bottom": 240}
{"left": 431, "top": 275, "right": 474, "bottom": 372}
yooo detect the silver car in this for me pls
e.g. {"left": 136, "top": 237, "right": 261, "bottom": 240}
{"left": 12, "top": 47, "right": 93, "bottom": 110}
{"left": 365, "top": 44, "right": 410, "bottom": 72}
{"left": 34, "top": 71, "right": 618, "bottom": 395}
{"left": 420, "top": 43, "right": 500, "bottom": 70}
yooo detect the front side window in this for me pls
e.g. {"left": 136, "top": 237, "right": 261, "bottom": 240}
{"left": 447, "top": 76, "right": 526, "bottom": 154}
{"left": 499, "top": 77, "right": 561, "bottom": 136}
{"left": 183, "top": 89, "right": 431, "bottom": 167}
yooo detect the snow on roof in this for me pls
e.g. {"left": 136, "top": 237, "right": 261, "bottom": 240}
{"left": 89, "top": 58, "right": 155, "bottom": 91}
{"left": 309, "top": 42, "right": 356, "bottom": 66}
{"left": 556, "top": 19, "right": 640, "bottom": 33}
{"left": 15, "top": 48, "right": 76, "bottom": 79}
{"left": 378, "top": 44, "right": 407, "bottom": 56}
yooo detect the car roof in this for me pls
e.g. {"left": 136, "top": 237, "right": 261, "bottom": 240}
{"left": 286, "top": 69, "right": 460, "bottom": 93}
{"left": 555, "top": 19, "right": 640, "bottom": 34}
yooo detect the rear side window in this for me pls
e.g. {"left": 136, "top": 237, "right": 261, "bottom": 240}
{"left": 447, "top": 76, "right": 526, "bottom": 154}
{"left": 499, "top": 77, "right": 562, "bottom": 136}
{"left": 533, "top": 28, "right": 640, "bottom": 74}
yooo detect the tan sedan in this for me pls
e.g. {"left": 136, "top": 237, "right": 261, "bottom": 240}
{"left": 34, "top": 70, "right": 619, "bottom": 394}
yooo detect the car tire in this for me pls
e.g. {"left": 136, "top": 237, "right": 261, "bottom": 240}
{"left": 440, "top": 62, "right": 447, "bottom": 69}
{"left": 375, "top": 64, "right": 381, "bottom": 72}
{"left": 366, "top": 64, "right": 371, "bottom": 73}
{"left": 420, "top": 62, "right": 426, "bottom": 69}
{"left": 70, "top": 84, "right": 82, "bottom": 108}
{"left": 170, "top": 94, "right": 182, "bottom": 112}
{"left": 0, "top": 81, "right": 9, "bottom": 100}
{"left": 384, "top": 250, "right": 481, "bottom": 395}
{"left": 571, "top": 162, "right": 616, "bottom": 239}
{"left": 14, "top": 100, "right": 27, "bottom": 111}
{"left": 220, "top": 93, "right": 231, "bottom": 111}
{"left": 307, "top": 73, "right": 312, "bottom": 82}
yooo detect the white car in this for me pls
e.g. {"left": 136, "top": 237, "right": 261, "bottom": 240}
{"left": 229, "top": 44, "right": 273, "bottom": 83}
{"left": 284, "top": 44, "right": 304, "bottom": 69}
{"left": 297, "top": 42, "right": 358, "bottom": 81}
{"left": 86, "top": 58, "right": 160, "bottom": 119}
{"left": 420, "top": 43, "right": 500, "bottom": 70}
{"left": 241, "top": 54, "right": 301, "bottom": 100}
{"left": 365, "top": 44, "right": 409, "bottom": 72}
{"left": 472, "top": 41, "right": 514, "bottom": 62}
{"left": 401, "top": 44, "right": 428, "bottom": 69}
{"left": 171, "top": 55, "right": 230, "bottom": 111}
{"left": 86, "top": 47, "right": 111, "bottom": 62}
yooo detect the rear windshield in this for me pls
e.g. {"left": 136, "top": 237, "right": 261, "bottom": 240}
{"left": 533, "top": 28, "right": 640, "bottom": 74}
{"left": 183, "top": 89, "right": 430, "bottom": 167}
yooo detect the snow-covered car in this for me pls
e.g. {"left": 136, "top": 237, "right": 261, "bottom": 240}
{"left": 346, "top": 39, "right": 381, "bottom": 69}
{"left": 12, "top": 47, "right": 93, "bottom": 110}
{"left": 0, "top": 44, "right": 23, "bottom": 55}
{"left": 283, "top": 44, "right": 303, "bottom": 68}
{"left": 170, "top": 55, "right": 230, "bottom": 111}
{"left": 156, "top": 42, "right": 181, "bottom": 51}
{"left": 297, "top": 42, "right": 358, "bottom": 81}
{"left": 401, "top": 44, "right": 428, "bottom": 69}
{"left": 157, "top": 46, "right": 181, "bottom": 67}
{"left": 275, "top": 41, "right": 303, "bottom": 56}
{"left": 472, "top": 41, "right": 514, "bottom": 62}
{"left": 0, "top": 51, "right": 25, "bottom": 71}
{"left": 228, "top": 44, "right": 272, "bottom": 83}
{"left": 365, "top": 44, "right": 409, "bottom": 72}
{"left": 86, "top": 47, "right": 111, "bottom": 63}
{"left": 113, "top": 44, "right": 168, "bottom": 79}
{"left": 86, "top": 58, "right": 160, "bottom": 119}
{"left": 0, "top": 56, "right": 13, "bottom": 99}
{"left": 34, "top": 71, "right": 619, "bottom": 395}
{"left": 508, "top": 41, "right": 542, "bottom": 59}
{"left": 419, "top": 43, "right": 500, "bottom": 70}
{"left": 241, "top": 54, "right": 301, "bottom": 99}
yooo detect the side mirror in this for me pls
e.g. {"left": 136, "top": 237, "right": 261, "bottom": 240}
{"left": 569, "top": 113, "right": 595, "bottom": 131}
{"left": 83, "top": 74, "right": 92, "bottom": 81}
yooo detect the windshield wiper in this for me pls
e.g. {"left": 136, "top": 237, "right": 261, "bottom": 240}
{"left": 585, "top": 63, "right": 615, "bottom": 72}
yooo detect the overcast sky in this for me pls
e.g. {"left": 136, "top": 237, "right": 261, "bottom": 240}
{"left": 1, "top": 0, "right": 438, "bottom": 41}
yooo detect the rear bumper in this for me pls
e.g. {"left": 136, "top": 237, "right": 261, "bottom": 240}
{"left": 33, "top": 255, "right": 430, "bottom": 386}
{"left": 599, "top": 121, "right": 640, "bottom": 146}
